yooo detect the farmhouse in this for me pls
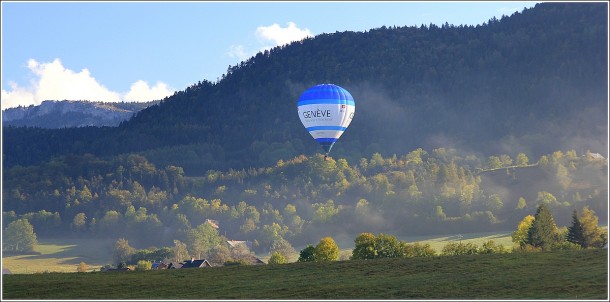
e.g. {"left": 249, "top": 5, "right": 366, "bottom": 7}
{"left": 168, "top": 258, "right": 212, "bottom": 269}
{"left": 151, "top": 262, "right": 168, "bottom": 270}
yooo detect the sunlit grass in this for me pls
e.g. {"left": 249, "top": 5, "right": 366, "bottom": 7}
{"left": 2, "top": 238, "right": 115, "bottom": 274}
{"left": 3, "top": 249, "right": 606, "bottom": 299}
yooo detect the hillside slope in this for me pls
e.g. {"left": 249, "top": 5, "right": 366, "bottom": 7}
{"left": 3, "top": 250, "right": 607, "bottom": 299}
{"left": 2, "top": 2, "right": 607, "bottom": 173}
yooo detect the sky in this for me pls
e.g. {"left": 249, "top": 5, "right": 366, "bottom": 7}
{"left": 1, "top": 1, "right": 539, "bottom": 110}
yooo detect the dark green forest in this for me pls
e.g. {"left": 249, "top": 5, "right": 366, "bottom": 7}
{"left": 1, "top": 3, "right": 608, "bottom": 255}
{"left": 3, "top": 3, "right": 607, "bottom": 172}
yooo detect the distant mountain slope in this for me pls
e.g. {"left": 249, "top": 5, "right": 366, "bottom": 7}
{"left": 2, "top": 100, "right": 158, "bottom": 128}
{"left": 3, "top": 3, "right": 607, "bottom": 172}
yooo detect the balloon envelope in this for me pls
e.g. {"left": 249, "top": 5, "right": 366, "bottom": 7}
{"left": 297, "top": 84, "right": 355, "bottom": 154}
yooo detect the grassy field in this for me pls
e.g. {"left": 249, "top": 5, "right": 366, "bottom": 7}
{"left": 2, "top": 237, "right": 115, "bottom": 274}
{"left": 3, "top": 231, "right": 515, "bottom": 274}
{"left": 3, "top": 249, "right": 607, "bottom": 299}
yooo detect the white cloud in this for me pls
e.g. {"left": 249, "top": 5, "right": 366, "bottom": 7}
{"left": 256, "top": 22, "right": 313, "bottom": 47}
{"left": 227, "top": 45, "right": 250, "bottom": 62}
{"left": 226, "top": 22, "right": 312, "bottom": 62}
{"left": 1, "top": 58, "right": 175, "bottom": 110}
{"left": 124, "top": 80, "right": 172, "bottom": 102}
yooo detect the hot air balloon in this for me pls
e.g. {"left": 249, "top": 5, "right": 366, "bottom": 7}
{"left": 297, "top": 84, "right": 355, "bottom": 159}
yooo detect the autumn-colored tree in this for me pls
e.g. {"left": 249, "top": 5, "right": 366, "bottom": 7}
{"left": 351, "top": 232, "right": 377, "bottom": 260}
{"left": 137, "top": 260, "right": 152, "bottom": 270}
{"left": 402, "top": 242, "right": 436, "bottom": 258}
{"left": 77, "top": 262, "right": 87, "bottom": 273}
{"left": 268, "top": 251, "right": 286, "bottom": 265}
{"left": 314, "top": 237, "right": 339, "bottom": 261}
{"left": 512, "top": 215, "right": 535, "bottom": 247}
{"left": 441, "top": 242, "right": 479, "bottom": 256}
{"left": 579, "top": 207, "right": 608, "bottom": 248}
{"left": 516, "top": 153, "right": 529, "bottom": 166}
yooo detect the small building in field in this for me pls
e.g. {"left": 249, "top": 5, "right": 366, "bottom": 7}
{"left": 167, "top": 262, "right": 183, "bottom": 269}
{"left": 182, "top": 259, "right": 212, "bottom": 268}
{"left": 169, "top": 258, "right": 212, "bottom": 269}
{"left": 151, "top": 262, "right": 168, "bottom": 270}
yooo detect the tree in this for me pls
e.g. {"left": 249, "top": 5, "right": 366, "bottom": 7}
{"left": 441, "top": 242, "right": 479, "bottom": 256}
{"left": 527, "top": 203, "right": 559, "bottom": 250}
{"left": 171, "top": 240, "right": 190, "bottom": 263}
{"left": 268, "top": 251, "right": 286, "bottom": 265}
{"left": 112, "top": 238, "right": 135, "bottom": 265}
{"left": 270, "top": 238, "right": 296, "bottom": 261}
{"left": 352, "top": 232, "right": 376, "bottom": 260}
{"left": 512, "top": 215, "right": 535, "bottom": 247}
{"left": 3, "top": 219, "right": 38, "bottom": 253}
{"left": 72, "top": 212, "right": 87, "bottom": 232}
{"left": 137, "top": 260, "right": 152, "bottom": 270}
{"left": 297, "top": 245, "right": 316, "bottom": 262}
{"left": 402, "top": 243, "right": 436, "bottom": 258}
{"left": 536, "top": 191, "right": 557, "bottom": 205}
{"left": 209, "top": 244, "right": 232, "bottom": 266}
{"left": 187, "top": 223, "right": 222, "bottom": 259}
{"left": 486, "top": 194, "right": 504, "bottom": 211}
{"left": 314, "top": 237, "right": 339, "bottom": 261}
{"left": 516, "top": 153, "right": 529, "bottom": 166}
{"left": 579, "top": 207, "right": 607, "bottom": 248}
{"left": 373, "top": 233, "right": 402, "bottom": 258}
{"left": 566, "top": 209, "right": 585, "bottom": 247}
{"left": 516, "top": 197, "right": 527, "bottom": 210}
{"left": 478, "top": 240, "right": 507, "bottom": 254}
{"left": 77, "top": 262, "right": 88, "bottom": 273}
{"left": 487, "top": 156, "right": 502, "bottom": 169}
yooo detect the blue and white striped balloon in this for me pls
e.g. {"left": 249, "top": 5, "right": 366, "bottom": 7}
{"left": 297, "top": 84, "right": 355, "bottom": 155}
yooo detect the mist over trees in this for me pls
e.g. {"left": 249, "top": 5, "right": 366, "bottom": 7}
{"left": 1, "top": 3, "right": 607, "bottom": 259}
{"left": 2, "top": 148, "right": 606, "bottom": 255}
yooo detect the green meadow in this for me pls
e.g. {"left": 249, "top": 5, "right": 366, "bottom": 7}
{"left": 2, "top": 237, "right": 115, "bottom": 274}
{"left": 3, "top": 249, "right": 607, "bottom": 299}
{"left": 3, "top": 231, "right": 513, "bottom": 274}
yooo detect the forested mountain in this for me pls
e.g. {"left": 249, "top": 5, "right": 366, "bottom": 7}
{"left": 3, "top": 3, "right": 607, "bottom": 173}
{"left": 2, "top": 100, "right": 158, "bottom": 128}
{"left": 2, "top": 3, "right": 607, "bottom": 256}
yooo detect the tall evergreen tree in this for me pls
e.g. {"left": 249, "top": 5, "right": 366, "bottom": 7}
{"left": 527, "top": 203, "right": 559, "bottom": 250}
{"left": 566, "top": 209, "right": 585, "bottom": 247}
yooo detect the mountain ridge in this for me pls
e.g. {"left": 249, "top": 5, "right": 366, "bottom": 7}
{"left": 2, "top": 100, "right": 158, "bottom": 128}
{"left": 2, "top": 2, "right": 607, "bottom": 172}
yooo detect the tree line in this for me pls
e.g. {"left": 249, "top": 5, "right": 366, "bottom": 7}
{"left": 3, "top": 148, "right": 607, "bottom": 257}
